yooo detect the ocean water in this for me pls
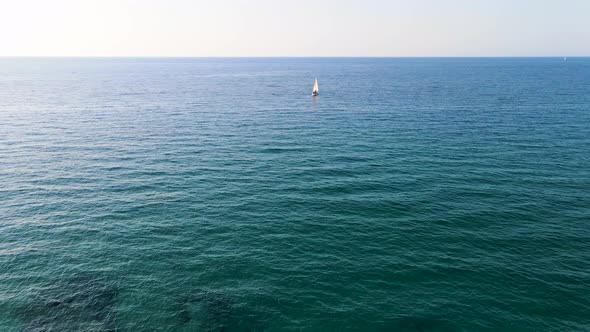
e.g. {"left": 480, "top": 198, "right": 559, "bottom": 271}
{"left": 1, "top": 57, "right": 589, "bottom": 331}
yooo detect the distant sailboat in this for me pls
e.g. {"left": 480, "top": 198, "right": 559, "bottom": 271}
{"left": 312, "top": 78, "right": 319, "bottom": 96}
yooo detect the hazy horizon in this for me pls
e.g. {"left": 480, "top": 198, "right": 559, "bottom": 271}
{"left": 1, "top": 56, "right": 588, "bottom": 59}
{"left": 1, "top": 0, "right": 589, "bottom": 57}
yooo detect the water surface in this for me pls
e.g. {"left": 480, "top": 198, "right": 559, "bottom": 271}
{"left": 1, "top": 57, "right": 589, "bottom": 331}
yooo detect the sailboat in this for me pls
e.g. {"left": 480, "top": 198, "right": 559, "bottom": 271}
{"left": 312, "top": 78, "right": 319, "bottom": 96}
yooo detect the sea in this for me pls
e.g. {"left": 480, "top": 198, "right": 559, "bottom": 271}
{"left": 1, "top": 57, "right": 589, "bottom": 331}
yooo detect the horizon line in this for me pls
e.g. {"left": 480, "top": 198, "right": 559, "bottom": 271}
{"left": 0, "top": 55, "right": 586, "bottom": 59}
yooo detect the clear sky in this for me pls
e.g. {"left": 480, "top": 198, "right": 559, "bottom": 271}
{"left": 1, "top": 0, "right": 588, "bottom": 57}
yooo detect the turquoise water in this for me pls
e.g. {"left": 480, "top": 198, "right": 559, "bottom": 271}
{"left": 1, "top": 57, "right": 589, "bottom": 331}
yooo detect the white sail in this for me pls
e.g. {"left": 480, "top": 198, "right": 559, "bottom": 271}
{"left": 312, "top": 78, "right": 319, "bottom": 96}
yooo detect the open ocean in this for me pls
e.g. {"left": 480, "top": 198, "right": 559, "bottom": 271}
{"left": 1, "top": 57, "right": 589, "bottom": 331}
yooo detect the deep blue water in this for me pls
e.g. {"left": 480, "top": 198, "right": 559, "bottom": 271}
{"left": 1, "top": 57, "right": 589, "bottom": 331}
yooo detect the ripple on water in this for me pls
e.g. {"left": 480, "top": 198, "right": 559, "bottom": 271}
{"left": 16, "top": 275, "right": 118, "bottom": 332}
{"left": 1, "top": 57, "right": 590, "bottom": 331}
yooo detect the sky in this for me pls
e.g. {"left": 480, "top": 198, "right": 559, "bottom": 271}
{"left": 0, "top": 0, "right": 589, "bottom": 57}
